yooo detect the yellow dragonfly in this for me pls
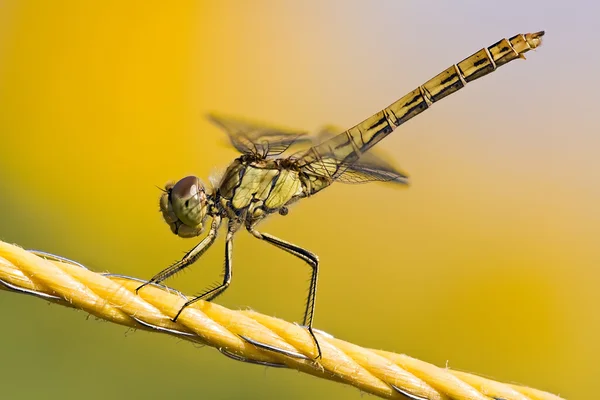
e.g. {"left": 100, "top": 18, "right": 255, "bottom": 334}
{"left": 137, "top": 31, "right": 544, "bottom": 358}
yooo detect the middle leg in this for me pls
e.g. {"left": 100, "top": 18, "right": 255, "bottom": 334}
{"left": 172, "top": 231, "right": 234, "bottom": 321}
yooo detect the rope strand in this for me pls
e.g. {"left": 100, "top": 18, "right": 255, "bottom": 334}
{"left": 0, "top": 240, "right": 563, "bottom": 400}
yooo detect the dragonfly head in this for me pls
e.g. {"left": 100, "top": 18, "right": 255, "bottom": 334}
{"left": 159, "top": 176, "right": 208, "bottom": 238}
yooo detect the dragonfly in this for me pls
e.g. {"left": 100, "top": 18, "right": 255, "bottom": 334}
{"left": 136, "top": 31, "right": 544, "bottom": 358}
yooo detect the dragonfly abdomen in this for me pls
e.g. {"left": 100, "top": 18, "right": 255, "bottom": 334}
{"left": 297, "top": 32, "right": 544, "bottom": 181}
{"left": 350, "top": 32, "right": 544, "bottom": 155}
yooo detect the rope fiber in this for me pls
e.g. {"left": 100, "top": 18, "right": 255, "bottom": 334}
{"left": 0, "top": 240, "right": 563, "bottom": 400}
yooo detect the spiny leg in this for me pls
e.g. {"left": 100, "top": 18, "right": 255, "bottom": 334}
{"left": 172, "top": 231, "right": 234, "bottom": 321}
{"left": 249, "top": 229, "right": 322, "bottom": 359}
{"left": 135, "top": 216, "right": 222, "bottom": 293}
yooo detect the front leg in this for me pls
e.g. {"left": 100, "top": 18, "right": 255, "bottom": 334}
{"left": 136, "top": 216, "right": 221, "bottom": 293}
{"left": 249, "top": 229, "right": 321, "bottom": 359}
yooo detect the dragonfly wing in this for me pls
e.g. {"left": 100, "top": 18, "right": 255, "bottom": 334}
{"left": 207, "top": 113, "right": 312, "bottom": 157}
{"left": 300, "top": 125, "right": 409, "bottom": 185}
{"left": 335, "top": 152, "right": 409, "bottom": 185}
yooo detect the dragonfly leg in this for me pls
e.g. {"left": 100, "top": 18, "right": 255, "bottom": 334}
{"left": 171, "top": 231, "right": 233, "bottom": 322}
{"left": 135, "top": 216, "right": 221, "bottom": 293}
{"left": 249, "top": 229, "right": 322, "bottom": 359}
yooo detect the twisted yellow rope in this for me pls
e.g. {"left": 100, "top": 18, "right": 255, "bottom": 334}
{"left": 0, "top": 240, "right": 563, "bottom": 400}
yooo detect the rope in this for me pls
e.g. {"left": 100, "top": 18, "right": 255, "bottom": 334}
{"left": 0, "top": 240, "right": 563, "bottom": 400}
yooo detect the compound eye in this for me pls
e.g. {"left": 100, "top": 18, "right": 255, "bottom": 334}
{"left": 170, "top": 176, "right": 207, "bottom": 227}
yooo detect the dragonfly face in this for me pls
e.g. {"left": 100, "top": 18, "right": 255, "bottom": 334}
{"left": 159, "top": 175, "right": 208, "bottom": 238}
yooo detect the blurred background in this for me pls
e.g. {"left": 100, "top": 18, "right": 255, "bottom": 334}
{"left": 0, "top": 1, "right": 596, "bottom": 398}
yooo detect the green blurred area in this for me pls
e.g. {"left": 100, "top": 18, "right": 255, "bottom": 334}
{"left": 0, "top": 1, "right": 597, "bottom": 399}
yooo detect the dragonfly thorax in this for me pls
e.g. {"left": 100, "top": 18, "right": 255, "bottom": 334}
{"left": 160, "top": 176, "right": 209, "bottom": 238}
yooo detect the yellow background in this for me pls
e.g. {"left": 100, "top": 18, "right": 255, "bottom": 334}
{"left": 0, "top": 1, "right": 595, "bottom": 398}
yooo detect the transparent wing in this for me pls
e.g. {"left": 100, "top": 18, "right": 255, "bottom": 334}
{"left": 207, "top": 113, "right": 312, "bottom": 158}
{"left": 336, "top": 153, "right": 409, "bottom": 184}
{"left": 299, "top": 125, "right": 409, "bottom": 185}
